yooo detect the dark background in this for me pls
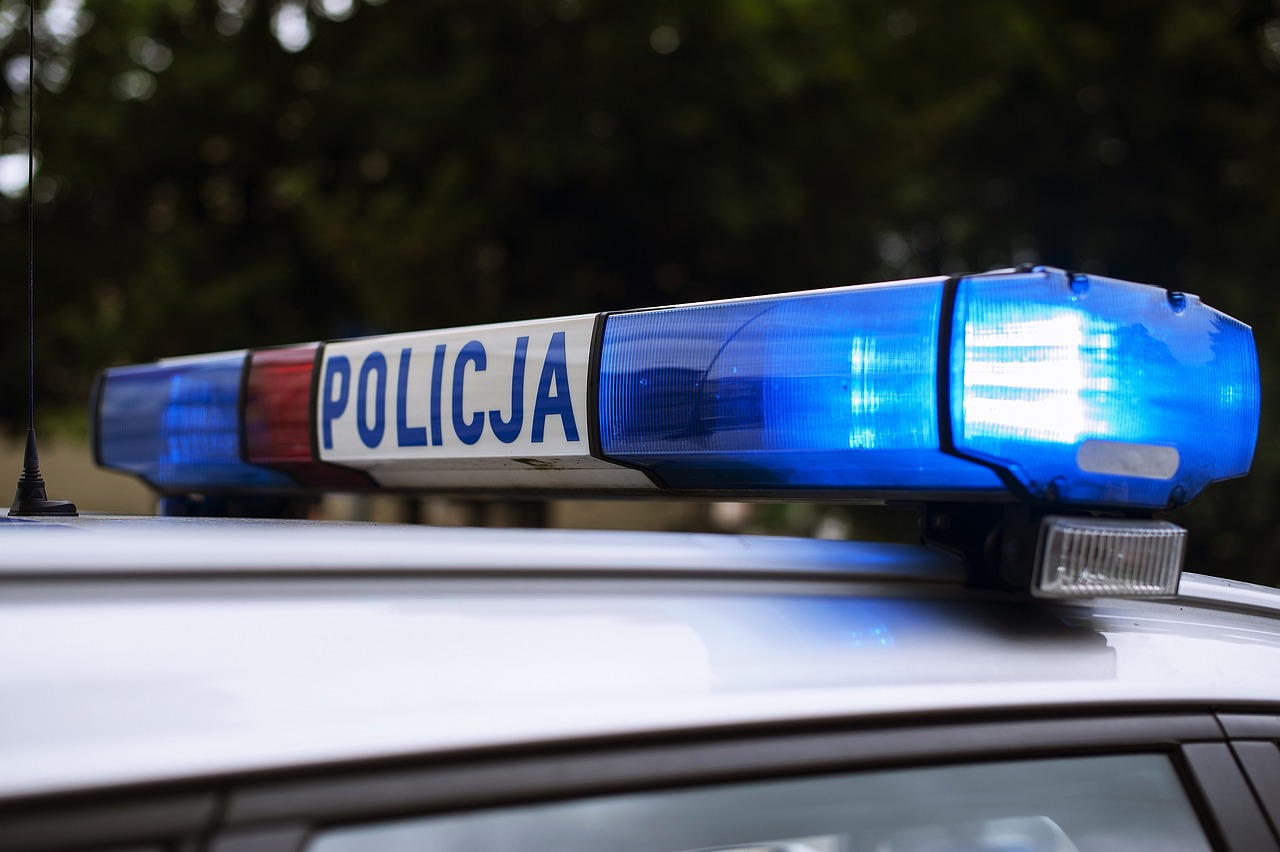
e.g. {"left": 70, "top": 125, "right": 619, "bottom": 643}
{"left": 2, "top": 0, "right": 1278, "bottom": 584}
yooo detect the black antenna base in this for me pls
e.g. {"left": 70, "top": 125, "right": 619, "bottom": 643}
{"left": 9, "top": 428, "right": 77, "bottom": 517}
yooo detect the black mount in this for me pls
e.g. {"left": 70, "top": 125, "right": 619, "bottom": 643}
{"left": 915, "top": 501, "right": 1043, "bottom": 591}
{"left": 159, "top": 493, "right": 311, "bottom": 519}
{"left": 9, "top": 428, "right": 77, "bottom": 517}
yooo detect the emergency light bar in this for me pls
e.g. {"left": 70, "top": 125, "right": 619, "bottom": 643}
{"left": 92, "top": 267, "right": 1259, "bottom": 510}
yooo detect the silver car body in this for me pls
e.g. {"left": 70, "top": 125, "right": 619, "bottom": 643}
{"left": 3, "top": 514, "right": 1279, "bottom": 805}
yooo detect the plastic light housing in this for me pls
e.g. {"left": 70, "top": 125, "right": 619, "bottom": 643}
{"left": 89, "top": 268, "right": 1260, "bottom": 511}
{"left": 244, "top": 345, "right": 372, "bottom": 489}
{"left": 950, "top": 270, "right": 1260, "bottom": 508}
{"left": 95, "top": 353, "right": 295, "bottom": 492}
{"left": 1033, "top": 516, "right": 1185, "bottom": 598}
{"left": 597, "top": 281, "right": 1004, "bottom": 492}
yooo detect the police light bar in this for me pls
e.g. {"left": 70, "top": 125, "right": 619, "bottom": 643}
{"left": 91, "top": 267, "right": 1259, "bottom": 510}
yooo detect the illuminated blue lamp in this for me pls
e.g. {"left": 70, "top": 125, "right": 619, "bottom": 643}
{"left": 949, "top": 270, "right": 1259, "bottom": 508}
{"left": 598, "top": 281, "right": 1005, "bottom": 492}
{"left": 95, "top": 353, "right": 296, "bottom": 491}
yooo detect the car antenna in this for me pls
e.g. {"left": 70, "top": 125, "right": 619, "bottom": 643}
{"left": 10, "top": 0, "right": 76, "bottom": 517}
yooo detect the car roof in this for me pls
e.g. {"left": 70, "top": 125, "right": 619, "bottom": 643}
{"left": 3, "top": 513, "right": 1280, "bottom": 803}
{"left": 0, "top": 513, "right": 962, "bottom": 578}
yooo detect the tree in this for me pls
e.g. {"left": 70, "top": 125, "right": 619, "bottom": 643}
{"left": 2, "top": 0, "right": 1278, "bottom": 582}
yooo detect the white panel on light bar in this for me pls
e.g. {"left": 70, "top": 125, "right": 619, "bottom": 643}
{"left": 1033, "top": 516, "right": 1185, "bottom": 599}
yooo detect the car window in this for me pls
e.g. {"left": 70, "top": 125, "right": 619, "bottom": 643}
{"left": 306, "top": 752, "right": 1212, "bottom": 852}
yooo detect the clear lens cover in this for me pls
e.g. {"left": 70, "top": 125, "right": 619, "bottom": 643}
{"left": 1033, "top": 515, "right": 1185, "bottom": 598}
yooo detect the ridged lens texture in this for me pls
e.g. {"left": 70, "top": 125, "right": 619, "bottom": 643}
{"left": 1034, "top": 516, "right": 1185, "bottom": 598}
{"left": 951, "top": 270, "right": 1260, "bottom": 507}
{"left": 244, "top": 345, "right": 371, "bottom": 488}
{"left": 96, "top": 354, "right": 294, "bottom": 491}
{"left": 245, "top": 346, "right": 317, "bottom": 465}
{"left": 598, "top": 282, "right": 1002, "bottom": 491}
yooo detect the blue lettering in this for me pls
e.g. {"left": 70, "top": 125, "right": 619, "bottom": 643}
{"left": 321, "top": 355, "right": 351, "bottom": 450}
{"left": 488, "top": 336, "right": 529, "bottom": 444}
{"left": 396, "top": 348, "right": 427, "bottom": 447}
{"left": 357, "top": 351, "right": 387, "bottom": 448}
{"left": 430, "top": 344, "right": 446, "bottom": 447}
{"left": 532, "top": 332, "right": 579, "bottom": 443}
{"left": 452, "top": 341, "right": 486, "bottom": 445}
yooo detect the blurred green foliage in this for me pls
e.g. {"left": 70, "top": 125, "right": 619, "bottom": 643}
{"left": 1, "top": 0, "right": 1278, "bottom": 582}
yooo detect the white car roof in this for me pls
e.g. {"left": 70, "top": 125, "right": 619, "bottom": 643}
{"left": 3, "top": 514, "right": 1279, "bottom": 802}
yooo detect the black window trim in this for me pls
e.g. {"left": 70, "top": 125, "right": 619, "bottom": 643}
{"left": 225, "top": 711, "right": 1226, "bottom": 827}
{"left": 2, "top": 708, "right": 1274, "bottom": 852}
{"left": 1222, "top": 712, "right": 1280, "bottom": 843}
{"left": 1183, "top": 741, "right": 1280, "bottom": 852}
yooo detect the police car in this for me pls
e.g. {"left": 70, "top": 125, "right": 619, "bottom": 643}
{"left": 3, "top": 266, "right": 1279, "bottom": 852}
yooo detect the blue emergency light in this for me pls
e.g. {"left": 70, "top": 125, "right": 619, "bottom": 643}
{"left": 92, "top": 267, "right": 1259, "bottom": 511}
{"left": 92, "top": 353, "right": 296, "bottom": 492}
